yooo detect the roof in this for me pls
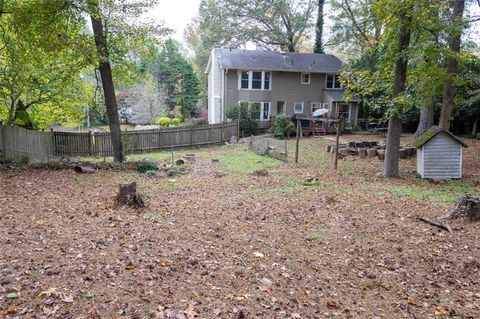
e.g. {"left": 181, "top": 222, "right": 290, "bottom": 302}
{"left": 413, "top": 126, "right": 468, "bottom": 148}
{"left": 207, "top": 48, "right": 343, "bottom": 74}
{"left": 324, "top": 90, "right": 360, "bottom": 102}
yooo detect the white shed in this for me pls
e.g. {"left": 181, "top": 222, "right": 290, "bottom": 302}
{"left": 413, "top": 126, "right": 468, "bottom": 179}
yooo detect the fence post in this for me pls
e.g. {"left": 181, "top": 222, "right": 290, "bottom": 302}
{"left": 89, "top": 130, "right": 94, "bottom": 156}
{"left": 190, "top": 125, "right": 194, "bottom": 147}
{"left": 158, "top": 128, "right": 162, "bottom": 150}
{"left": 221, "top": 122, "right": 224, "bottom": 142}
{"left": 284, "top": 140, "right": 288, "bottom": 162}
{"left": 237, "top": 119, "right": 240, "bottom": 139}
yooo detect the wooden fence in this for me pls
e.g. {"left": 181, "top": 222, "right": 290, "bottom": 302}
{"left": 0, "top": 125, "right": 55, "bottom": 162}
{"left": 0, "top": 122, "right": 238, "bottom": 161}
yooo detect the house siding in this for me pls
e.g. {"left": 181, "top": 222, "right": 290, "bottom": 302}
{"left": 419, "top": 133, "right": 462, "bottom": 179}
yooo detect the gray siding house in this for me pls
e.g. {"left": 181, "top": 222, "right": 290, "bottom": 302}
{"left": 413, "top": 126, "right": 468, "bottom": 179}
{"left": 206, "top": 48, "right": 359, "bottom": 125}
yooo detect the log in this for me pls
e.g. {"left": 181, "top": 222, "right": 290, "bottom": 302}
{"left": 418, "top": 216, "right": 452, "bottom": 232}
{"left": 358, "top": 148, "right": 367, "bottom": 158}
{"left": 74, "top": 165, "right": 95, "bottom": 174}
{"left": 443, "top": 195, "right": 480, "bottom": 221}
{"left": 367, "top": 149, "right": 377, "bottom": 157}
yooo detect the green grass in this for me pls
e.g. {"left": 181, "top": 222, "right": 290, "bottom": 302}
{"left": 377, "top": 181, "right": 477, "bottom": 204}
{"left": 305, "top": 227, "right": 325, "bottom": 242}
{"left": 218, "top": 149, "right": 282, "bottom": 173}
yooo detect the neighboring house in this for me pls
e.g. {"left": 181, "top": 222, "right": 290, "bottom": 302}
{"left": 205, "top": 48, "right": 359, "bottom": 126}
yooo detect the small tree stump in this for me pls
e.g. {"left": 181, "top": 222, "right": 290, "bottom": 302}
{"left": 117, "top": 182, "right": 144, "bottom": 208}
{"left": 175, "top": 158, "right": 187, "bottom": 166}
{"left": 377, "top": 150, "right": 385, "bottom": 160}
{"left": 367, "top": 149, "right": 377, "bottom": 157}
{"left": 444, "top": 195, "right": 480, "bottom": 221}
{"left": 358, "top": 148, "right": 367, "bottom": 158}
{"left": 326, "top": 145, "right": 332, "bottom": 153}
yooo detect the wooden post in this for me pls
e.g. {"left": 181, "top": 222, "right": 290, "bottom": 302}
{"left": 158, "top": 127, "right": 162, "bottom": 150}
{"left": 334, "top": 119, "right": 340, "bottom": 170}
{"left": 237, "top": 118, "right": 240, "bottom": 139}
{"left": 295, "top": 119, "right": 300, "bottom": 163}
{"left": 221, "top": 122, "right": 224, "bottom": 143}
{"left": 190, "top": 125, "right": 194, "bottom": 147}
{"left": 89, "top": 130, "right": 94, "bottom": 156}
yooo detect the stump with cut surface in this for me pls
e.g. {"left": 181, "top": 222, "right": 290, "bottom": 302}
{"left": 444, "top": 195, "right": 480, "bottom": 221}
{"left": 117, "top": 182, "right": 144, "bottom": 208}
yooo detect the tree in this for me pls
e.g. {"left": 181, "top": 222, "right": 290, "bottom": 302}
{"left": 0, "top": 1, "right": 90, "bottom": 128}
{"left": 88, "top": 0, "right": 124, "bottom": 162}
{"left": 314, "top": 0, "right": 325, "bottom": 53}
{"left": 383, "top": 8, "right": 412, "bottom": 178}
{"left": 439, "top": 0, "right": 465, "bottom": 130}
{"left": 156, "top": 39, "right": 200, "bottom": 117}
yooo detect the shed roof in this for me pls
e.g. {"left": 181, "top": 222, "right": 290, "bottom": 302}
{"left": 413, "top": 126, "right": 468, "bottom": 148}
{"left": 324, "top": 90, "right": 360, "bottom": 102}
{"left": 208, "top": 48, "right": 343, "bottom": 73}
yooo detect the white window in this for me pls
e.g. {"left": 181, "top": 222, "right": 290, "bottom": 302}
{"left": 294, "top": 102, "right": 304, "bottom": 114}
{"left": 240, "top": 71, "right": 249, "bottom": 89}
{"left": 238, "top": 71, "right": 272, "bottom": 90}
{"left": 260, "top": 102, "right": 271, "bottom": 121}
{"left": 301, "top": 73, "right": 311, "bottom": 84}
{"left": 326, "top": 74, "right": 342, "bottom": 89}
{"left": 243, "top": 101, "right": 271, "bottom": 121}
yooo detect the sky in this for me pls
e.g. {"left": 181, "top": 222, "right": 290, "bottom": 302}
{"left": 145, "top": 0, "right": 202, "bottom": 43}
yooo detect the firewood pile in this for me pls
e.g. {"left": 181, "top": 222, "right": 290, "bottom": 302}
{"left": 326, "top": 141, "right": 416, "bottom": 160}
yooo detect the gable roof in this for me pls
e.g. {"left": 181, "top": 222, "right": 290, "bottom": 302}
{"left": 413, "top": 126, "right": 468, "bottom": 148}
{"left": 207, "top": 48, "right": 343, "bottom": 74}
{"left": 324, "top": 90, "right": 360, "bottom": 102}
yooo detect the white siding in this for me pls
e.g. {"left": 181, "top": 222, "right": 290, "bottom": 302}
{"left": 208, "top": 49, "right": 223, "bottom": 124}
{"left": 421, "top": 133, "right": 462, "bottom": 179}
{"left": 416, "top": 148, "right": 424, "bottom": 177}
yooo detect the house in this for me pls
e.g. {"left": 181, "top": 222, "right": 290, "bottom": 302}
{"left": 205, "top": 48, "right": 360, "bottom": 127}
{"left": 413, "top": 126, "right": 468, "bottom": 179}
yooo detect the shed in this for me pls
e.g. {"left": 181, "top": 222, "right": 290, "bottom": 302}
{"left": 413, "top": 126, "right": 468, "bottom": 179}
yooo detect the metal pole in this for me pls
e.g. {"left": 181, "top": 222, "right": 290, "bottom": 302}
{"left": 295, "top": 119, "right": 300, "bottom": 163}
{"left": 334, "top": 119, "right": 340, "bottom": 170}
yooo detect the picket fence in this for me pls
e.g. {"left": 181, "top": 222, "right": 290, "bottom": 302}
{"left": 0, "top": 122, "right": 238, "bottom": 161}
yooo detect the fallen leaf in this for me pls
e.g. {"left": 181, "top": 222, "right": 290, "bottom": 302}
{"left": 4, "top": 306, "right": 17, "bottom": 315}
{"left": 59, "top": 293, "right": 73, "bottom": 303}
{"left": 407, "top": 296, "right": 415, "bottom": 305}
{"left": 326, "top": 300, "right": 339, "bottom": 309}
{"left": 39, "top": 287, "right": 57, "bottom": 298}
{"left": 253, "top": 252, "right": 264, "bottom": 258}
{"left": 6, "top": 292, "right": 19, "bottom": 299}
{"left": 258, "top": 285, "right": 272, "bottom": 293}
{"left": 184, "top": 304, "right": 198, "bottom": 318}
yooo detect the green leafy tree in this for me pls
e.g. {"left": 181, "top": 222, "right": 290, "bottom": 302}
{"left": 313, "top": 0, "right": 325, "bottom": 53}
{"left": 156, "top": 39, "right": 200, "bottom": 117}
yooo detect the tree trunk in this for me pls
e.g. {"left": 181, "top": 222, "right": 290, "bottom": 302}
{"left": 414, "top": 104, "right": 435, "bottom": 138}
{"left": 313, "top": 0, "right": 325, "bottom": 54}
{"left": 472, "top": 118, "right": 478, "bottom": 137}
{"left": 383, "top": 11, "right": 412, "bottom": 178}
{"left": 89, "top": 1, "right": 124, "bottom": 163}
{"left": 438, "top": 0, "right": 465, "bottom": 131}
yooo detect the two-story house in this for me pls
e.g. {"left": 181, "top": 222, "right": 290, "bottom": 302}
{"left": 206, "top": 48, "right": 359, "bottom": 126}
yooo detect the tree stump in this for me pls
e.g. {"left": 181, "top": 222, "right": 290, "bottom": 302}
{"left": 444, "top": 195, "right": 480, "bottom": 221}
{"left": 326, "top": 145, "right": 332, "bottom": 153}
{"left": 377, "top": 150, "right": 385, "bottom": 160}
{"left": 367, "top": 149, "right": 377, "bottom": 157}
{"left": 358, "top": 148, "right": 367, "bottom": 158}
{"left": 175, "top": 158, "right": 187, "bottom": 166}
{"left": 117, "top": 182, "right": 144, "bottom": 208}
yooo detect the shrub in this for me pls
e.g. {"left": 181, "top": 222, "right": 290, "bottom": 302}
{"left": 157, "top": 117, "right": 171, "bottom": 127}
{"left": 172, "top": 118, "right": 182, "bottom": 127}
{"left": 225, "top": 102, "right": 258, "bottom": 136}
{"left": 145, "top": 170, "right": 158, "bottom": 177}
{"left": 272, "top": 115, "right": 295, "bottom": 137}
{"left": 136, "top": 160, "right": 158, "bottom": 174}
{"left": 19, "top": 154, "right": 30, "bottom": 165}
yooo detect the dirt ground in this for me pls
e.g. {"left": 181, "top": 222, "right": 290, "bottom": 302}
{"left": 1, "top": 134, "right": 479, "bottom": 319}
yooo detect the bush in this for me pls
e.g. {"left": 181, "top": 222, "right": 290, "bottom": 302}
{"left": 157, "top": 117, "right": 171, "bottom": 127}
{"left": 272, "top": 115, "right": 295, "bottom": 137}
{"left": 145, "top": 170, "right": 158, "bottom": 177}
{"left": 136, "top": 160, "right": 158, "bottom": 174}
{"left": 172, "top": 118, "right": 182, "bottom": 127}
{"left": 19, "top": 154, "right": 30, "bottom": 165}
{"left": 225, "top": 102, "right": 259, "bottom": 136}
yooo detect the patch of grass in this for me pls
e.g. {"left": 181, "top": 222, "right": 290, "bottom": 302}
{"left": 218, "top": 150, "right": 282, "bottom": 173}
{"left": 378, "top": 183, "right": 474, "bottom": 204}
{"left": 305, "top": 227, "right": 325, "bottom": 242}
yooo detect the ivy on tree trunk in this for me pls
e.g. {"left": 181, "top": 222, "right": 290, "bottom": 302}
{"left": 314, "top": 0, "right": 325, "bottom": 54}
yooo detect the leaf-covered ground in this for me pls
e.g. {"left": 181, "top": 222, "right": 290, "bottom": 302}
{"left": 1, "top": 134, "right": 479, "bottom": 319}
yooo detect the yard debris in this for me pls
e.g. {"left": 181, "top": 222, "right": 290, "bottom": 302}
{"left": 73, "top": 165, "right": 95, "bottom": 173}
{"left": 418, "top": 216, "right": 452, "bottom": 232}
{"left": 252, "top": 169, "right": 268, "bottom": 177}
